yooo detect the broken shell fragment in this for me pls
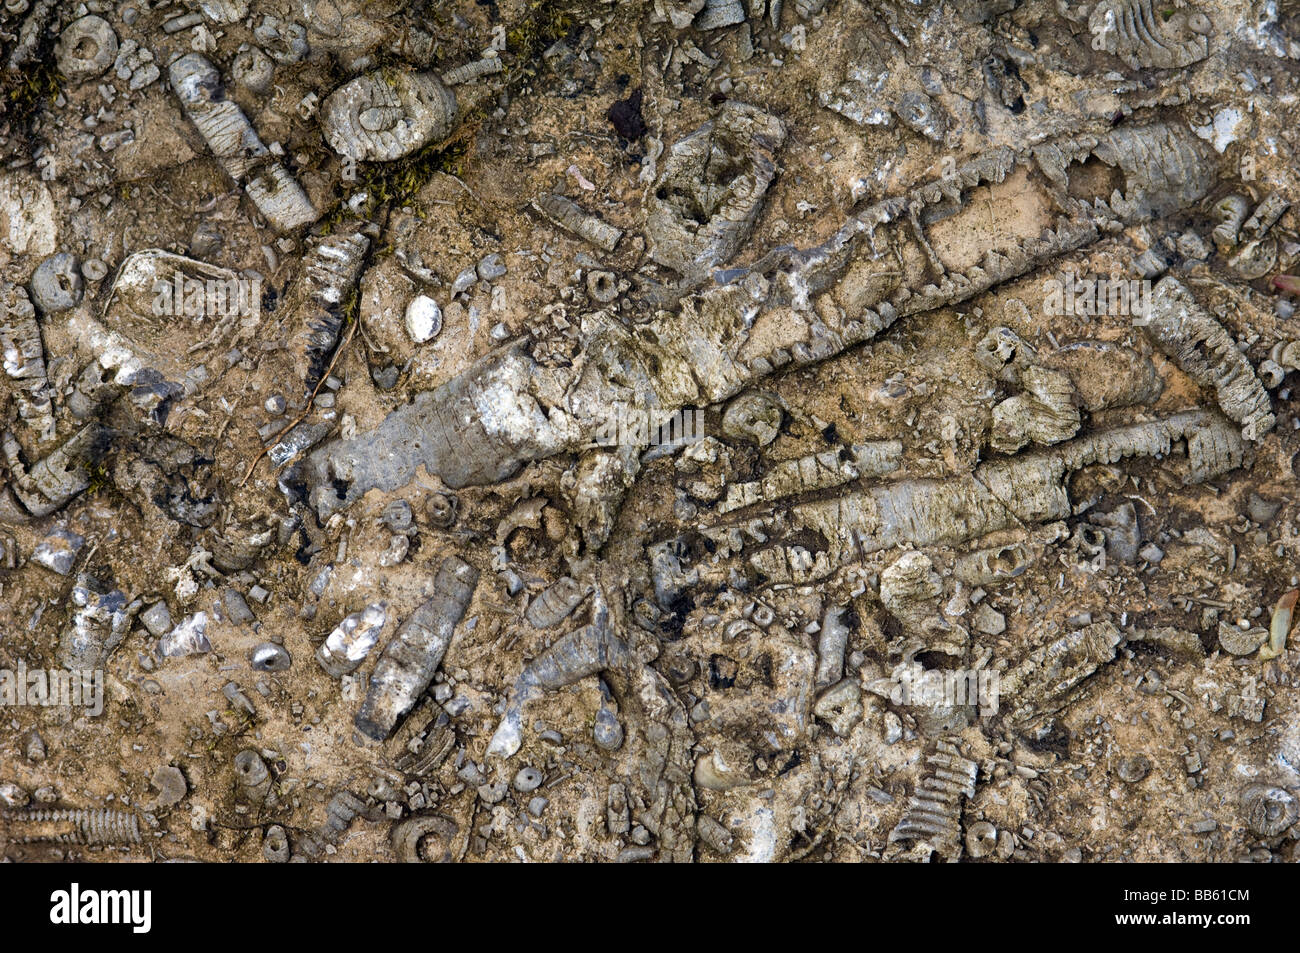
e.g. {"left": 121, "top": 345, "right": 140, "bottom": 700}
{"left": 159, "top": 612, "right": 211, "bottom": 657}
{"left": 1219, "top": 621, "right": 1268, "bottom": 657}
{"left": 317, "top": 603, "right": 388, "bottom": 677}
{"left": 405, "top": 294, "right": 442, "bottom": 344}
{"left": 321, "top": 69, "right": 458, "bottom": 163}
{"left": 646, "top": 102, "right": 786, "bottom": 276}
{"left": 722, "top": 391, "right": 783, "bottom": 446}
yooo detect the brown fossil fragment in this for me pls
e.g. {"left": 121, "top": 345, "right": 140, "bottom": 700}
{"left": 888, "top": 739, "right": 978, "bottom": 860}
{"left": 646, "top": 102, "right": 786, "bottom": 276}
{"left": 1140, "top": 277, "right": 1275, "bottom": 441}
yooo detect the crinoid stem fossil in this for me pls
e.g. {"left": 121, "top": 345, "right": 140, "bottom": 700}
{"left": 2, "top": 423, "right": 109, "bottom": 518}
{"left": 887, "top": 738, "right": 977, "bottom": 860}
{"left": 697, "top": 410, "right": 1243, "bottom": 585}
{"left": 287, "top": 231, "right": 372, "bottom": 393}
{"left": 0, "top": 283, "right": 55, "bottom": 445}
{"left": 355, "top": 556, "right": 479, "bottom": 741}
{"left": 1, "top": 808, "right": 141, "bottom": 846}
{"left": 168, "top": 53, "right": 319, "bottom": 232}
{"left": 1141, "top": 276, "right": 1275, "bottom": 441}
{"left": 489, "top": 589, "right": 622, "bottom": 759}
{"left": 302, "top": 118, "right": 1210, "bottom": 519}
{"left": 487, "top": 584, "right": 697, "bottom": 860}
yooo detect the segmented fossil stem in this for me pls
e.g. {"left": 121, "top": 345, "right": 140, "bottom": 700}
{"left": 702, "top": 410, "right": 1241, "bottom": 584}
{"left": 3, "top": 423, "right": 108, "bottom": 517}
{"left": 304, "top": 119, "right": 1210, "bottom": 517}
{"left": 3, "top": 808, "right": 141, "bottom": 846}
{"left": 288, "top": 231, "right": 371, "bottom": 394}
{"left": 441, "top": 57, "right": 504, "bottom": 86}
{"left": 168, "top": 53, "right": 319, "bottom": 232}
{"left": 888, "top": 739, "right": 977, "bottom": 860}
{"left": 532, "top": 193, "right": 624, "bottom": 253}
{"left": 0, "top": 284, "right": 55, "bottom": 444}
{"left": 355, "top": 557, "right": 479, "bottom": 741}
{"left": 1001, "top": 621, "right": 1123, "bottom": 727}
{"left": 719, "top": 441, "right": 902, "bottom": 513}
{"left": 1141, "top": 277, "right": 1275, "bottom": 441}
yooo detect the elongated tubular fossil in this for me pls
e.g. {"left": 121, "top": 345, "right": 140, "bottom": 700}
{"left": 288, "top": 231, "right": 371, "bottom": 393}
{"left": 355, "top": 557, "right": 479, "bottom": 741}
{"left": 2, "top": 808, "right": 140, "bottom": 846}
{"left": 718, "top": 441, "right": 902, "bottom": 513}
{"left": 441, "top": 57, "right": 504, "bottom": 86}
{"left": 1141, "top": 277, "right": 1275, "bottom": 441}
{"left": 888, "top": 739, "right": 977, "bottom": 859}
{"left": 525, "top": 576, "right": 587, "bottom": 629}
{"left": 303, "top": 119, "right": 1210, "bottom": 517}
{"left": 1000, "top": 622, "right": 1122, "bottom": 726}
{"left": 532, "top": 193, "right": 624, "bottom": 253}
{"left": 0, "top": 284, "right": 55, "bottom": 443}
{"left": 698, "top": 410, "right": 1241, "bottom": 584}
{"left": 168, "top": 54, "right": 318, "bottom": 232}
{"left": 815, "top": 605, "right": 851, "bottom": 689}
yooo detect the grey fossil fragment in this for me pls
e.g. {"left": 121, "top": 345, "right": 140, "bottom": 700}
{"left": 288, "top": 231, "right": 371, "bottom": 393}
{"left": 532, "top": 193, "right": 623, "bottom": 252}
{"left": 700, "top": 410, "right": 1242, "bottom": 585}
{"left": 316, "top": 603, "right": 388, "bottom": 677}
{"left": 55, "top": 16, "right": 118, "bottom": 81}
{"left": 303, "top": 118, "right": 1212, "bottom": 518}
{"left": 1001, "top": 621, "right": 1122, "bottom": 727}
{"left": 646, "top": 102, "right": 786, "bottom": 276}
{"left": 2, "top": 808, "right": 140, "bottom": 845}
{"left": 0, "top": 283, "right": 54, "bottom": 443}
{"left": 59, "top": 579, "right": 132, "bottom": 670}
{"left": 526, "top": 576, "right": 587, "bottom": 629}
{"left": 989, "top": 365, "right": 1080, "bottom": 454}
{"left": 1089, "top": 0, "right": 1210, "bottom": 70}
{"left": 3, "top": 424, "right": 107, "bottom": 518}
{"left": 168, "top": 53, "right": 319, "bottom": 232}
{"left": 321, "top": 69, "right": 458, "bottom": 163}
{"left": 1141, "top": 277, "right": 1274, "bottom": 441}
{"left": 355, "top": 557, "right": 479, "bottom": 740}
{"left": 888, "top": 739, "right": 977, "bottom": 860}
